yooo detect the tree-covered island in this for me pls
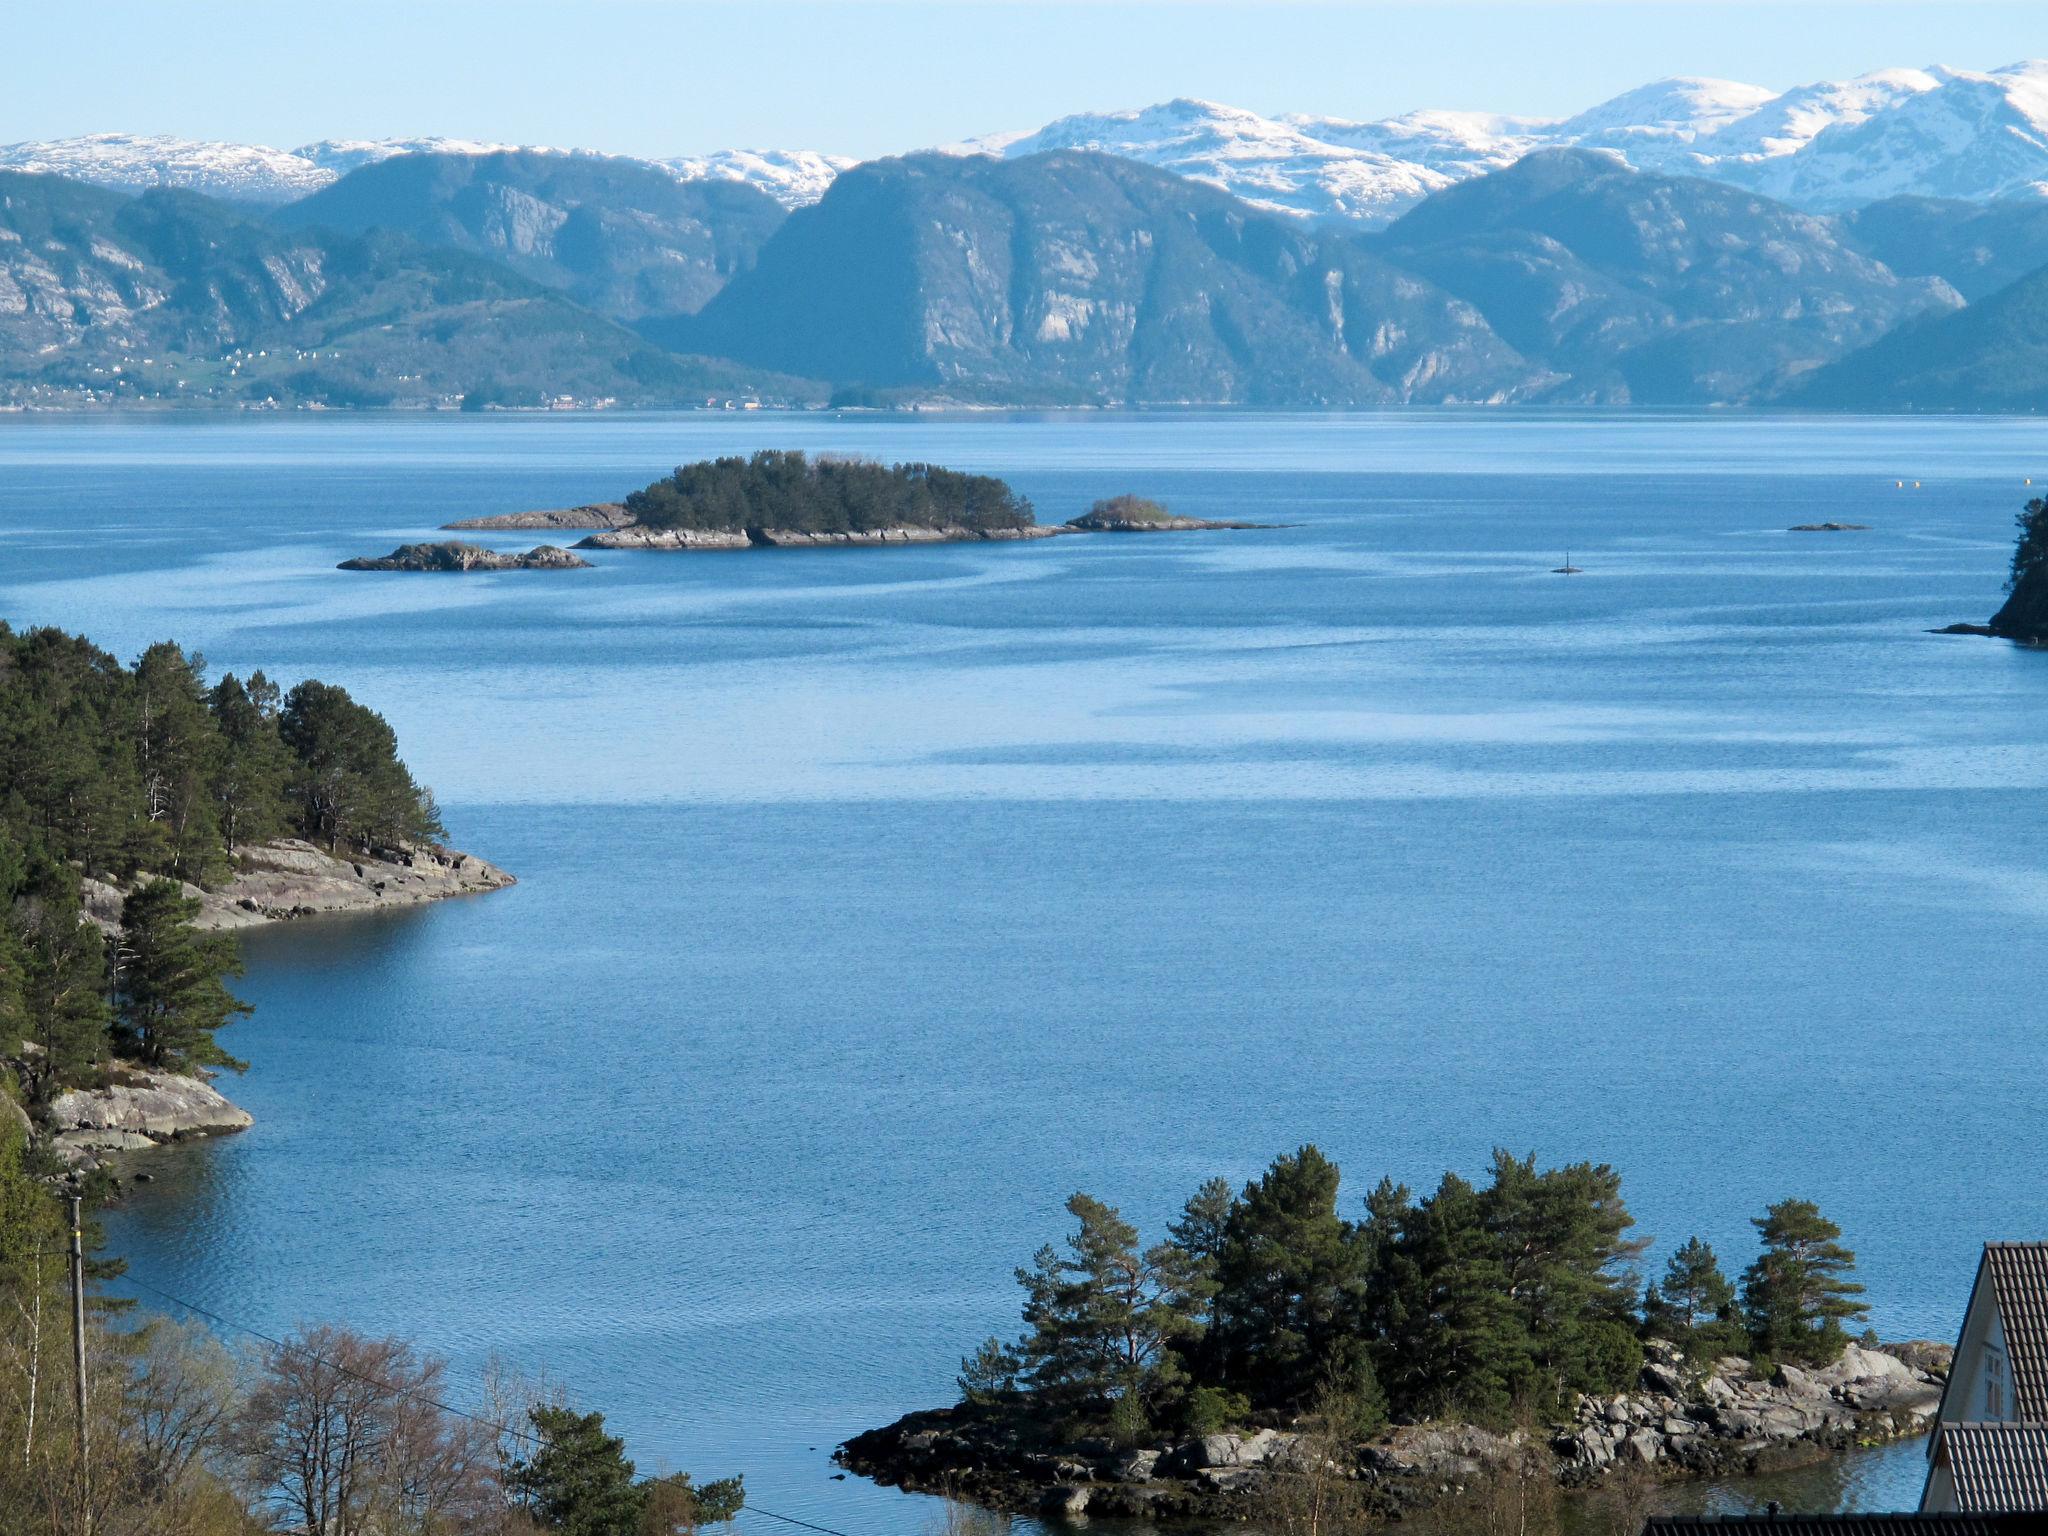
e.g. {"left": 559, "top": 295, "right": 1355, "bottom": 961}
{"left": 841, "top": 1146, "right": 1945, "bottom": 1532}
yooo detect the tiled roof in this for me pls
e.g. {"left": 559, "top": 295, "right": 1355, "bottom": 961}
{"left": 1643, "top": 1517, "right": 2048, "bottom": 1536}
{"left": 1940, "top": 1422, "right": 2048, "bottom": 1515}
{"left": 1987, "top": 1245, "right": 2048, "bottom": 1420}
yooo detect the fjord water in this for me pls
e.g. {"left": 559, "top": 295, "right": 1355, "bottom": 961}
{"left": 6, "top": 411, "right": 2047, "bottom": 1528}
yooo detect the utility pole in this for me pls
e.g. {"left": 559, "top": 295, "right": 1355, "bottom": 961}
{"left": 68, "top": 1193, "right": 91, "bottom": 1536}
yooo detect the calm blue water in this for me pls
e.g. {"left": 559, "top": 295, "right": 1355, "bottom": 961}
{"left": 5, "top": 410, "right": 2046, "bottom": 1531}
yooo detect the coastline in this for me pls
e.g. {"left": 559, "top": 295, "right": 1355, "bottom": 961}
{"left": 25, "top": 838, "right": 514, "bottom": 1175}
{"left": 838, "top": 1342, "right": 1948, "bottom": 1525}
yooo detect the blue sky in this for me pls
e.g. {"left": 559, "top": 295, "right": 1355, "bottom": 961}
{"left": 6, "top": 1, "right": 2046, "bottom": 157}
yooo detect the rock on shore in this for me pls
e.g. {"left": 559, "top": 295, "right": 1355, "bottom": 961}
{"left": 575, "top": 524, "right": 1068, "bottom": 550}
{"left": 442, "top": 503, "right": 633, "bottom": 531}
{"left": 44, "top": 1070, "right": 253, "bottom": 1166}
{"left": 1064, "top": 509, "right": 1272, "bottom": 532}
{"left": 339, "top": 541, "right": 590, "bottom": 572}
{"left": 81, "top": 838, "right": 516, "bottom": 933}
{"left": 837, "top": 1340, "right": 1947, "bottom": 1524}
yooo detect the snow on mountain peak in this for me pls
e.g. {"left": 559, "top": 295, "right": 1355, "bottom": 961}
{"left": 657, "top": 149, "right": 857, "bottom": 209}
{"left": 14, "top": 58, "right": 2048, "bottom": 229}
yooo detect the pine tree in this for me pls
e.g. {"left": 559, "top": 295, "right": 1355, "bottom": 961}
{"left": 12, "top": 864, "right": 110, "bottom": 1101}
{"left": 1741, "top": 1199, "right": 1868, "bottom": 1364}
{"left": 1209, "top": 1146, "right": 1368, "bottom": 1409}
{"left": 132, "top": 643, "right": 223, "bottom": 882}
{"left": 113, "top": 879, "right": 249, "bottom": 1072}
{"left": 1646, "top": 1237, "right": 1738, "bottom": 1346}
{"left": 1012, "top": 1193, "right": 1199, "bottom": 1411}
{"left": 1380, "top": 1171, "right": 1529, "bottom": 1422}
{"left": 208, "top": 671, "right": 292, "bottom": 852}
{"left": 510, "top": 1406, "right": 647, "bottom": 1536}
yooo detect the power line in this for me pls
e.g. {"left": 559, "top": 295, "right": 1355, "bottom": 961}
{"left": 117, "top": 1269, "right": 862, "bottom": 1536}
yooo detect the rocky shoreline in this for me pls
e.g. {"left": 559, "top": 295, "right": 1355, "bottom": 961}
{"left": 432, "top": 500, "right": 1277, "bottom": 552}
{"left": 837, "top": 1341, "right": 1948, "bottom": 1525}
{"left": 10, "top": 838, "right": 515, "bottom": 1176}
{"left": 80, "top": 837, "right": 514, "bottom": 933}
{"left": 574, "top": 523, "right": 1069, "bottom": 550}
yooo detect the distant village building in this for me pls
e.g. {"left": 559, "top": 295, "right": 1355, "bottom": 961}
{"left": 1921, "top": 1243, "right": 2048, "bottom": 1515}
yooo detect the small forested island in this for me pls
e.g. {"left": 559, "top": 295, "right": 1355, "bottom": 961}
{"left": 1064, "top": 494, "right": 1273, "bottom": 532}
{"left": 339, "top": 540, "right": 592, "bottom": 572}
{"left": 1788, "top": 522, "right": 1869, "bottom": 532}
{"left": 429, "top": 455, "right": 1278, "bottom": 554}
{"left": 1938, "top": 491, "right": 2048, "bottom": 639}
{"left": 574, "top": 449, "right": 1058, "bottom": 549}
{"left": 841, "top": 1147, "right": 1944, "bottom": 1531}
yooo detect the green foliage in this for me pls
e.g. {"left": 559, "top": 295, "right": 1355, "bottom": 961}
{"left": 511, "top": 1404, "right": 742, "bottom": 1535}
{"left": 206, "top": 671, "right": 292, "bottom": 851}
{"left": 10, "top": 859, "right": 111, "bottom": 1102}
{"left": 1107, "top": 1389, "right": 1150, "bottom": 1448}
{"left": 1643, "top": 1236, "right": 1740, "bottom": 1355}
{"left": 956, "top": 1337, "right": 1021, "bottom": 1406}
{"left": 1209, "top": 1146, "right": 1369, "bottom": 1411}
{"left": 1011, "top": 1192, "right": 1202, "bottom": 1412}
{"left": 2010, "top": 495, "right": 2048, "bottom": 594}
{"left": 1181, "top": 1385, "right": 1251, "bottom": 1436}
{"left": 624, "top": 450, "right": 1035, "bottom": 535}
{"left": 1741, "top": 1198, "right": 1868, "bottom": 1364}
{"left": 279, "top": 679, "right": 445, "bottom": 852}
{"left": 989, "top": 1147, "right": 1865, "bottom": 1435}
{"left": 113, "top": 879, "right": 250, "bottom": 1072}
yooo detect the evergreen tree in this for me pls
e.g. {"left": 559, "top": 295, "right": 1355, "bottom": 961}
{"left": 510, "top": 1406, "right": 648, "bottom": 1536}
{"left": 1741, "top": 1199, "right": 1868, "bottom": 1364}
{"left": 113, "top": 880, "right": 249, "bottom": 1072}
{"left": 279, "top": 681, "right": 444, "bottom": 853}
{"left": 132, "top": 643, "right": 223, "bottom": 882}
{"left": 2009, "top": 494, "right": 2048, "bottom": 592}
{"left": 1209, "top": 1146, "right": 1368, "bottom": 1409}
{"left": 1379, "top": 1171, "right": 1528, "bottom": 1422}
{"left": 1012, "top": 1193, "right": 1200, "bottom": 1411}
{"left": 1479, "top": 1151, "right": 1645, "bottom": 1402}
{"left": 207, "top": 671, "right": 292, "bottom": 852}
{"left": 1645, "top": 1236, "right": 1740, "bottom": 1354}
{"left": 11, "top": 863, "right": 110, "bottom": 1101}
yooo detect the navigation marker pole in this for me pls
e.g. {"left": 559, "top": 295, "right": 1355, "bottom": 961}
{"left": 69, "top": 1193, "right": 91, "bottom": 1536}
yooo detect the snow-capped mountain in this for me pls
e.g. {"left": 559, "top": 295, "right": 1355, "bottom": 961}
{"left": 0, "top": 133, "right": 851, "bottom": 211}
{"left": 966, "top": 60, "right": 2048, "bottom": 225}
{"left": 960, "top": 98, "right": 1459, "bottom": 223}
{"left": 0, "top": 133, "right": 335, "bottom": 204}
{"left": 655, "top": 149, "right": 856, "bottom": 209}
{"left": 295, "top": 136, "right": 541, "bottom": 177}
{"left": 10, "top": 60, "right": 2048, "bottom": 225}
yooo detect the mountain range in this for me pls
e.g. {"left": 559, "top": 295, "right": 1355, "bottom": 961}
{"left": 8, "top": 59, "right": 2048, "bottom": 223}
{"left": 6, "top": 72, "right": 2048, "bottom": 411}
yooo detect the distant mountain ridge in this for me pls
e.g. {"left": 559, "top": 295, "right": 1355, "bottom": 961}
{"left": 662, "top": 148, "right": 1960, "bottom": 407}
{"left": 8, "top": 58, "right": 2048, "bottom": 224}
{"left": 272, "top": 150, "right": 787, "bottom": 320}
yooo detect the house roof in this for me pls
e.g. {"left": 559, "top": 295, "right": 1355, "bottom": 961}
{"left": 1643, "top": 1517, "right": 2048, "bottom": 1536}
{"left": 1986, "top": 1245, "right": 2048, "bottom": 1420}
{"left": 1935, "top": 1422, "right": 2048, "bottom": 1515}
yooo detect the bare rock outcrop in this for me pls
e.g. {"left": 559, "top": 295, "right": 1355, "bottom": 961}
{"left": 81, "top": 838, "right": 515, "bottom": 934}
{"left": 339, "top": 541, "right": 590, "bottom": 572}
{"left": 44, "top": 1069, "right": 252, "bottom": 1165}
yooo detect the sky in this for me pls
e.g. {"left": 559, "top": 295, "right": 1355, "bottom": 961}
{"left": 5, "top": 1, "right": 2047, "bottom": 159}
